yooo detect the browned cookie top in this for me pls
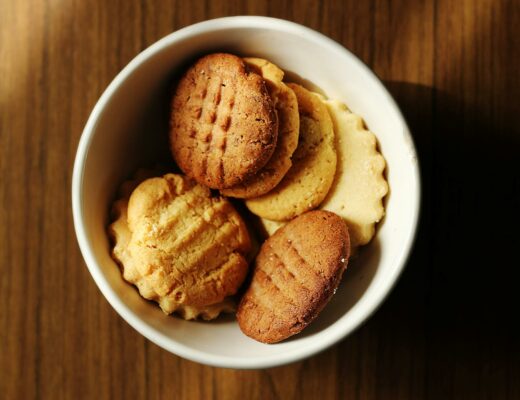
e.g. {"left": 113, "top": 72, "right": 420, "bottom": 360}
{"left": 109, "top": 173, "right": 251, "bottom": 319}
{"left": 170, "top": 53, "right": 278, "bottom": 189}
{"left": 237, "top": 210, "right": 351, "bottom": 343}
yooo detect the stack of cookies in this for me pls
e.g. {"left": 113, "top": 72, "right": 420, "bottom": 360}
{"left": 109, "top": 53, "right": 388, "bottom": 344}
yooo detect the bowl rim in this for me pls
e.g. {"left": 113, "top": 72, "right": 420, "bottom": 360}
{"left": 72, "top": 15, "right": 421, "bottom": 369}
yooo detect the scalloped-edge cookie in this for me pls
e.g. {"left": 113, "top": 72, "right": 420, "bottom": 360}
{"left": 256, "top": 97, "right": 388, "bottom": 252}
{"left": 319, "top": 98, "right": 388, "bottom": 249}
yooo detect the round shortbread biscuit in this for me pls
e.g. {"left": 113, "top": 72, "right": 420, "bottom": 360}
{"left": 108, "top": 172, "right": 251, "bottom": 320}
{"left": 255, "top": 98, "right": 389, "bottom": 253}
{"left": 245, "top": 83, "right": 337, "bottom": 221}
{"left": 237, "top": 210, "right": 350, "bottom": 343}
{"left": 319, "top": 99, "right": 388, "bottom": 250}
{"left": 221, "top": 58, "right": 299, "bottom": 199}
{"left": 170, "top": 53, "right": 278, "bottom": 189}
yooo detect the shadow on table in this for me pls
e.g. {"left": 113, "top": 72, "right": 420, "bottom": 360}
{"left": 283, "top": 81, "right": 519, "bottom": 397}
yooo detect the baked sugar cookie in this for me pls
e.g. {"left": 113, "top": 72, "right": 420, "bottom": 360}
{"left": 221, "top": 58, "right": 299, "bottom": 198}
{"left": 237, "top": 210, "right": 350, "bottom": 343}
{"left": 109, "top": 173, "right": 251, "bottom": 320}
{"left": 319, "top": 99, "right": 388, "bottom": 249}
{"left": 257, "top": 218, "right": 284, "bottom": 237}
{"left": 256, "top": 98, "right": 388, "bottom": 252}
{"left": 245, "top": 83, "right": 336, "bottom": 221}
{"left": 170, "top": 53, "right": 278, "bottom": 189}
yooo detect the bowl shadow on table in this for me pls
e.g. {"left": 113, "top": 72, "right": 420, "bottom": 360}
{"left": 327, "top": 81, "right": 519, "bottom": 392}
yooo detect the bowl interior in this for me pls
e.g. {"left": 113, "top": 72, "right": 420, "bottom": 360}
{"left": 74, "top": 18, "right": 419, "bottom": 368}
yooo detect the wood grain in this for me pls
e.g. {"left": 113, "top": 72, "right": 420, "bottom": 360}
{"left": 1, "top": 0, "right": 519, "bottom": 399}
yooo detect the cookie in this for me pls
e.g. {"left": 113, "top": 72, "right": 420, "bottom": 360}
{"left": 108, "top": 173, "right": 251, "bottom": 320}
{"left": 256, "top": 98, "right": 389, "bottom": 252}
{"left": 245, "top": 83, "right": 337, "bottom": 221}
{"left": 221, "top": 58, "right": 299, "bottom": 198}
{"left": 170, "top": 53, "right": 278, "bottom": 189}
{"left": 237, "top": 210, "right": 350, "bottom": 343}
{"left": 319, "top": 99, "right": 388, "bottom": 250}
{"left": 257, "top": 218, "right": 284, "bottom": 238}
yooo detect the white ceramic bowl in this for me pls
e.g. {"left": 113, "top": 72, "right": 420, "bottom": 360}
{"left": 72, "top": 16, "right": 420, "bottom": 369}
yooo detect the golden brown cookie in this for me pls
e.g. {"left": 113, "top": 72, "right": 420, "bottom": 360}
{"left": 170, "top": 53, "right": 278, "bottom": 189}
{"left": 108, "top": 173, "right": 251, "bottom": 320}
{"left": 245, "top": 83, "right": 337, "bottom": 221}
{"left": 237, "top": 210, "right": 350, "bottom": 343}
{"left": 221, "top": 58, "right": 299, "bottom": 198}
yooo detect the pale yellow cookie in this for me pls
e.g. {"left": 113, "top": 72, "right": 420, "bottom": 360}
{"left": 256, "top": 98, "right": 388, "bottom": 252}
{"left": 108, "top": 173, "right": 251, "bottom": 320}
{"left": 245, "top": 83, "right": 337, "bottom": 221}
{"left": 258, "top": 218, "right": 284, "bottom": 237}
{"left": 319, "top": 99, "right": 388, "bottom": 250}
{"left": 221, "top": 58, "right": 299, "bottom": 199}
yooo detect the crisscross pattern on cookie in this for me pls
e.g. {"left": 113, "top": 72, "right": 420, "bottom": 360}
{"left": 237, "top": 210, "right": 350, "bottom": 343}
{"left": 170, "top": 53, "right": 278, "bottom": 189}
{"left": 109, "top": 173, "right": 251, "bottom": 319}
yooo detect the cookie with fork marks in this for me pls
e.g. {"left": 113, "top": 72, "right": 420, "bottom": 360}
{"left": 237, "top": 210, "right": 350, "bottom": 343}
{"left": 170, "top": 53, "right": 278, "bottom": 189}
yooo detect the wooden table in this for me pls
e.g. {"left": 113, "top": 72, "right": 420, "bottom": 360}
{"left": 1, "top": 0, "right": 519, "bottom": 398}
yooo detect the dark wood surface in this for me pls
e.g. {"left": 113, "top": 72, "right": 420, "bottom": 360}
{"left": 1, "top": 0, "right": 519, "bottom": 398}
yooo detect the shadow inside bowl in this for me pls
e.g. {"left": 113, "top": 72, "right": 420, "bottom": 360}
{"left": 283, "top": 69, "right": 327, "bottom": 95}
